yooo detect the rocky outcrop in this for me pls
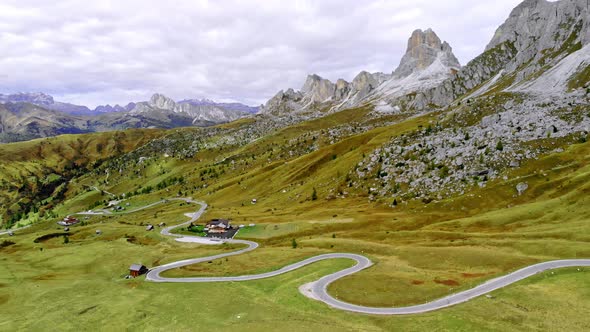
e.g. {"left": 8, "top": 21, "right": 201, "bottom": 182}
{"left": 261, "top": 89, "right": 305, "bottom": 115}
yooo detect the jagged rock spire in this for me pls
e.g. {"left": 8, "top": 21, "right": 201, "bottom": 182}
{"left": 393, "top": 28, "right": 460, "bottom": 78}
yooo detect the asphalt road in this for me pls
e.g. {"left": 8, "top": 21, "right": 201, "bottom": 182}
{"left": 125, "top": 198, "right": 590, "bottom": 314}
{"left": 0, "top": 224, "right": 31, "bottom": 236}
{"left": 308, "top": 258, "right": 590, "bottom": 315}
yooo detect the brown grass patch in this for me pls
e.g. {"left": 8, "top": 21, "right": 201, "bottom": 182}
{"left": 434, "top": 279, "right": 460, "bottom": 286}
{"left": 411, "top": 280, "right": 424, "bottom": 285}
{"left": 31, "top": 273, "right": 58, "bottom": 281}
{"left": 461, "top": 272, "right": 487, "bottom": 278}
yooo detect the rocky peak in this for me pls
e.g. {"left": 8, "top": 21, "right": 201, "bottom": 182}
{"left": 351, "top": 71, "right": 379, "bottom": 100}
{"left": 486, "top": 0, "right": 590, "bottom": 56}
{"left": 301, "top": 74, "right": 336, "bottom": 103}
{"left": 149, "top": 93, "right": 176, "bottom": 110}
{"left": 393, "top": 28, "right": 460, "bottom": 78}
{"left": 0, "top": 92, "right": 55, "bottom": 105}
{"left": 94, "top": 104, "right": 127, "bottom": 113}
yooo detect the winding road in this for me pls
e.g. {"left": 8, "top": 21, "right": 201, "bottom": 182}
{"left": 143, "top": 198, "right": 590, "bottom": 315}
{"left": 3, "top": 196, "right": 589, "bottom": 314}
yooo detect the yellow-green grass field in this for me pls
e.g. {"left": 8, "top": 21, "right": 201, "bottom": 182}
{"left": 1, "top": 102, "right": 590, "bottom": 330}
{"left": 2, "top": 142, "right": 590, "bottom": 331}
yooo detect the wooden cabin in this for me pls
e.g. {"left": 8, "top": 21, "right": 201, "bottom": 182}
{"left": 129, "top": 264, "right": 148, "bottom": 277}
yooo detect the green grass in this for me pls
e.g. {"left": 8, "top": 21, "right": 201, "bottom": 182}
{"left": 1, "top": 94, "right": 590, "bottom": 330}
{"left": 1, "top": 219, "right": 589, "bottom": 331}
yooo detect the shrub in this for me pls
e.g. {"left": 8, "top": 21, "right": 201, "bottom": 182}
{"left": 311, "top": 188, "right": 318, "bottom": 201}
{"left": 291, "top": 239, "right": 298, "bottom": 249}
{"left": 496, "top": 140, "right": 504, "bottom": 151}
{"left": 0, "top": 240, "right": 15, "bottom": 248}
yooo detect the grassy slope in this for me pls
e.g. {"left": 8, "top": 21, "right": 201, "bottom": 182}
{"left": 0, "top": 129, "right": 166, "bottom": 226}
{"left": 1, "top": 106, "right": 589, "bottom": 330}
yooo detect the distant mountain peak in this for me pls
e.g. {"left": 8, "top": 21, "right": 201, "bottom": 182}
{"left": 0, "top": 92, "right": 54, "bottom": 105}
{"left": 149, "top": 93, "right": 176, "bottom": 110}
{"left": 177, "top": 97, "right": 260, "bottom": 114}
{"left": 0, "top": 92, "right": 94, "bottom": 115}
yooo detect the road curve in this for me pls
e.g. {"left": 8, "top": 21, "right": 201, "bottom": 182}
{"left": 143, "top": 199, "right": 590, "bottom": 315}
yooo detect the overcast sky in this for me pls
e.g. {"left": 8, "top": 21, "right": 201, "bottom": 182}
{"left": 0, "top": 0, "right": 524, "bottom": 108}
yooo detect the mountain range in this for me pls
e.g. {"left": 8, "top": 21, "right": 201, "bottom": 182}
{"left": 0, "top": 93, "right": 259, "bottom": 142}
{"left": 1, "top": 0, "right": 589, "bottom": 144}
{"left": 261, "top": 28, "right": 461, "bottom": 115}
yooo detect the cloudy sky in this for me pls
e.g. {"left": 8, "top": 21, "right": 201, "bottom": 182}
{"left": 0, "top": 0, "right": 524, "bottom": 108}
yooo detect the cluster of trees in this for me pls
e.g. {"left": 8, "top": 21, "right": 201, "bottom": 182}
{"left": 156, "top": 176, "right": 185, "bottom": 190}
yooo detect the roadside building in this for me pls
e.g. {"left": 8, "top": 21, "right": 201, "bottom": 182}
{"left": 57, "top": 216, "right": 80, "bottom": 226}
{"left": 206, "top": 219, "right": 231, "bottom": 234}
{"left": 129, "top": 264, "right": 148, "bottom": 277}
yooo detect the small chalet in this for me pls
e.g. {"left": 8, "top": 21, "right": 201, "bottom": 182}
{"left": 58, "top": 216, "right": 79, "bottom": 226}
{"left": 129, "top": 264, "right": 148, "bottom": 277}
{"left": 206, "top": 219, "right": 231, "bottom": 234}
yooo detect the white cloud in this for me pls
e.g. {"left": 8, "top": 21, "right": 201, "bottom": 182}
{"left": 0, "top": 0, "right": 523, "bottom": 108}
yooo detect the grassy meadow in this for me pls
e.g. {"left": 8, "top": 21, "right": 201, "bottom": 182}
{"left": 0, "top": 102, "right": 589, "bottom": 330}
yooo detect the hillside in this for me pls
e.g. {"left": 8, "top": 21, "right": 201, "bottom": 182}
{"left": 0, "top": 129, "right": 166, "bottom": 228}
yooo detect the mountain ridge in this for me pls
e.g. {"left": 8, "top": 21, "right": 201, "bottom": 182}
{"left": 260, "top": 27, "right": 461, "bottom": 115}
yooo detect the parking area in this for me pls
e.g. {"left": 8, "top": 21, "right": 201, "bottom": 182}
{"left": 206, "top": 228, "right": 239, "bottom": 239}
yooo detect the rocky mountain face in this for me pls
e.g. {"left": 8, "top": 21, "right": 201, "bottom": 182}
{"left": 260, "top": 28, "right": 461, "bottom": 115}
{"left": 262, "top": 0, "right": 590, "bottom": 116}
{"left": 411, "top": 0, "right": 590, "bottom": 109}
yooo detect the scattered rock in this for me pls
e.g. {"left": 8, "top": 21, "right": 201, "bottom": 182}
{"left": 516, "top": 182, "right": 528, "bottom": 196}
